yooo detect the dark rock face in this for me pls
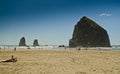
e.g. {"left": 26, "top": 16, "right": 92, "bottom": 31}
{"left": 69, "top": 16, "right": 111, "bottom": 47}
{"left": 19, "top": 37, "right": 27, "bottom": 46}
{"left": 33, "top": 39, "right": 39, "bottom": 46}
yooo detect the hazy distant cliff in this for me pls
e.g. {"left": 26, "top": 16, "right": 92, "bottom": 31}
{"left": 69, "top": 16, "right": 111, "bottom": 47}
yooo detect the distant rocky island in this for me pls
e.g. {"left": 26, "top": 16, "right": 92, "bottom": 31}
{"left": 19, "top": 37, "right": 27, "bottom": 46}
{"left": 19, "top": 37, "right": 39, "bottom": 46}
{"left": 33, "top": 39, "right": 39, "bottom": 46}
{"left": 69, "top": 16, "right": 111, "bottom": 47}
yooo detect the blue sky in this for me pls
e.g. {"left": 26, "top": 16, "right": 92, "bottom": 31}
{"left": 0, "top": 0, "right": 120, "bottom": 45}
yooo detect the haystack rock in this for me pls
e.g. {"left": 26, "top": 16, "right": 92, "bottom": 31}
{"left": 69, "top": 16, "right": 111, "bottom": 47}
{"left": 33, "top": 39, "right": 39, "bottom": 46}
{"left": 19, "top": 37, "right": 27, "bottom": 46}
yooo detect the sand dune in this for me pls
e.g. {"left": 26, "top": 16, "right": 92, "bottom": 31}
{"left": 0, "top": 49, "right": 120, "bottom": 74}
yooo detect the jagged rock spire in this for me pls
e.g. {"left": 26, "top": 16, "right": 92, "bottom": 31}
{"left": 33, "top": 39, "right": 39, "bottom": 46}
{"left": 19, "top": 37, "right": 27, "bottom": 46}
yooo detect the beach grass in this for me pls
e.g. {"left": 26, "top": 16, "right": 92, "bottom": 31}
{"left": 0, "top": 49, "right": 120, "bottom": 74}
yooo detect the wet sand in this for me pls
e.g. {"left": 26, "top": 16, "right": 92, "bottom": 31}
{"left": 0, "top": 49, "right": 120, "bottom": 74}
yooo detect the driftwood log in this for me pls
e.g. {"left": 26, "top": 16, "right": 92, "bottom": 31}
{"left": 0, "top": 55, "right": 17, "bottom": 63}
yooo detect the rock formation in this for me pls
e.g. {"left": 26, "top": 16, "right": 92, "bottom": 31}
{"left": 19, "top": 37, "right": 27, "bottom": 46}
{"left": 33, "top": 39, "right": 39, "bottom": 46}
{"left": 69, "top": 16, "right": 111, "bottom": 47}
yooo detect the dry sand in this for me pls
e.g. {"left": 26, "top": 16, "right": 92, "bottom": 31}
{"left": 0, "top": 49, "right": 120, "bottom": 74}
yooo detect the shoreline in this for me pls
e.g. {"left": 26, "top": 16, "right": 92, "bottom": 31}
{"left": 0, "top": 47, "right": 120, "bottom": 52}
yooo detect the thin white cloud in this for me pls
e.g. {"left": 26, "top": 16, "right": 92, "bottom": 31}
{"left": 99, "top": 13, "right": 111, "bottom": 17}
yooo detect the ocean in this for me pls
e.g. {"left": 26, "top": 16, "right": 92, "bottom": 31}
{"left": 0, "top": 45, "right": 120, "bottom": 51}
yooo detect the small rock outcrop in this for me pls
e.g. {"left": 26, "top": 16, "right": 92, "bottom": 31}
{"left": 33, "top": 39, "right": 39, "bottom": 46}
{"left": 19, "top": 37, "right": 27, "bottom": 46}
{"left": 69, "top": 16, "right": 111, "bottom": 47}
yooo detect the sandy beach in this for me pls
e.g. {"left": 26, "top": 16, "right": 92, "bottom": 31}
{"left": 0, "top": 49, "right": 120, "bottom": 74}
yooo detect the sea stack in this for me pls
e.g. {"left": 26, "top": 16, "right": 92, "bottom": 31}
{"left": 19, "top": 37, "right": 27, "bottom": 46}
{"left": 33, "top": 39, "right": 39, "bottom": 46}
{"left": 69, "top": 16, "right": 111, "bottom": 47}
